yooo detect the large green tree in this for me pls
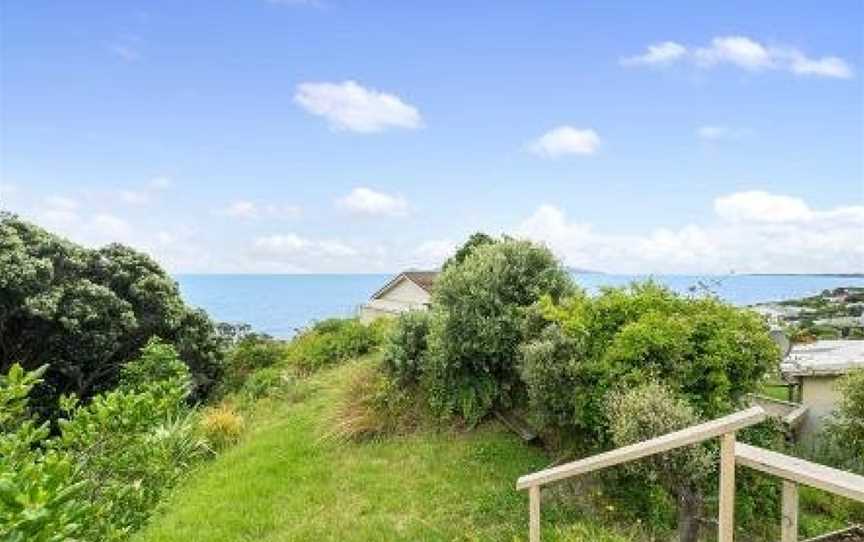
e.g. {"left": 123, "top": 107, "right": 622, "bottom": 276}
{"left": 0, "top": 214, "right": 223, "bottom": 416}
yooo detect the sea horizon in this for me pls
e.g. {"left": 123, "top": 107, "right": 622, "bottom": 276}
{"left": 174, "top": 272, "right": 864, "bottom": 338}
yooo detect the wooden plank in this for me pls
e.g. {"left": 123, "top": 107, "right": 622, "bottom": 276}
{"left": 516, "top": 406, "right": 766, "bottom": 490}
{"left": 529, "top": 485, "right": 540, "bottom": 542}
{"left": 718, "top": 432, "right": 736, "bottom": 542}
{"left": 736, "top": 443, "right": 864, "bottom": 502}
{"left": 781, "top": 480, "right": 798, "bottom": 542}
{"left": 494, "top": 410, "right": 538, "bottom": 442}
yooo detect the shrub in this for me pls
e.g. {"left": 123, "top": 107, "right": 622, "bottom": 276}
{"left": 239, "top": 366, "right": 294, "bottom": 401}
{"left": 424, "top": 238, "right": 574, "bottom": 424}
{"left": 57, "top": 345, "right": 206, "bottom": 540}
{"left": 221, "top": 336, "right": 288, "bottom": 393}
{"left": 0, "top": 364, "right": 88, "bottom": 542}
{"left": 120, "top": 337, "right": 191, "bottom": 393}
{"left": 521, "top": 282, "right": 778, "bottom": 443}
{"left": 199, "top": 403, "right": 244, "bottom": 452}
{"left": 606, "top": 382, "right": 714, "bottom": 542}
{"left": 382, "top": 310, "right": 431, "bottom": 385}
{"left": 285, "top": 318, "right": 382, "bottom": 373}
{"left": 826, "top": 369, "right": 864, "bottom": 472}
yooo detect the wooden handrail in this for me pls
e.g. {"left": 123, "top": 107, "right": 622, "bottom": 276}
{"left": 515, "top": 406, "right": 767, "bottom": 542}
{"left": 736, "top": 443, "right": 864, "bottom": 502}
{"left": 516, "top": 406, "right": 766, "bottom": 490}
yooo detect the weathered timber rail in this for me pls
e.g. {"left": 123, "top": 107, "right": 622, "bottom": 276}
{"left": 516, "top": 405, "right": 864, "bottom": 542}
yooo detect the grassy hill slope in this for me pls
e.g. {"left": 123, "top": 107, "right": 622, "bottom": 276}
{"left": 135, "top": 360, "right": 633, "bottom": 542}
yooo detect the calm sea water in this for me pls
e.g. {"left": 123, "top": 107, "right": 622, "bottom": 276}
{"left": 176, "top": 274, "right": 864, "bottom": 338}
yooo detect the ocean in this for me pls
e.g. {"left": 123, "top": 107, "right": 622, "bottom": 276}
{"left": 175, "top": 273, "right": 864, "bottom": 338}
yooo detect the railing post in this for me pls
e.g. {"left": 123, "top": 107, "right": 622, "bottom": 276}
{"left": 529, "top": 484, "right": 540, "bottom": 542}
{"left": 718, "top": 432, "right": 736, "bottom": 542}
{"left": 781, "top": 481, "right": 798, "bottom": 542}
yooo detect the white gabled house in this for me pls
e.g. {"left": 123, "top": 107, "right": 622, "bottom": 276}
{"left": 358, "top": 271, "right": 438, "bottom": 323}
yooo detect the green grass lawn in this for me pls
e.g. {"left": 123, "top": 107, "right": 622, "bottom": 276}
{"left": 135, "top": 361, "right": 634, "bottom": 542}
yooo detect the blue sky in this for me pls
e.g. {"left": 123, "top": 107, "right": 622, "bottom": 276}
{"left": 1, "top": 1, "right": 862, "bottom": 273}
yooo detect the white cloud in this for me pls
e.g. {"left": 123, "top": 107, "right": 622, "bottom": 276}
{"left": 294, "top": 81, "right": 422, "bottom": 133}
{"left": 788, "top": 53, "right": 853, "bottom": 78}
{"left": 693, "top": 36, "right": 773, "bottom": 70}
{"left": 621, "top": 41, "right": 687, "bottom": 66}
{"left": 337, "top": 187, "right": 410, "bottom": 217}
{"left": 528, "top": 126, "right": 601, "bottom": 158}
{"left": 713, "top": 191, "right": 813, "bottom": 223}
{"left": 514, "top": 191, "right": 864, "bottom": 274}
{"left": 623, "top": 35, "right": 854, "bottom": 79}
{"left": 222, "top": 200, "right": 302, "bottom": 220}
{"left": 250, "top": 234, "right": 359, "bottom": 272}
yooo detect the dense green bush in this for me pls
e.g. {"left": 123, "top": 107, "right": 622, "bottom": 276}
{"left": 520, "top": 282, "right": 778, "bottom": 444}
{"left": 285, "top": 318, "right": 387, "bottom": 374}
{"left": 0, "top": 340, "right": 209, "bottom": 541}
{"left": 0, "top": 364, "right": 88, "bottom": 542}
{"left": 424, "top": 238, "right": 574, "bottom": 424}
{"left": 606, "top": 382, "right": 714, "bottom": 542}
{"left": 826, "top": 369, "right": 864, "bottom": 472}
{"left": 0, "top": 214, "right": 224, "bottom": 417}
{"left": 220, "top": 336, "right": 289, "bottom": 393}
{"left": 382, "top": 310, "right": 431, "bottom": 385}
{"left": 57, "top": 340, "right": 207, "bottom": 540}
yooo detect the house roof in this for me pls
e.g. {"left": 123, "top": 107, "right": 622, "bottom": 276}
{"left": 780, "top": 340, "right": 864, "bottom": 377}
{"left": 370, "top": 270, "right": 439, "bottom": 300}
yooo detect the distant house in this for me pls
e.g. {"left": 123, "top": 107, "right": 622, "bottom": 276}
{"left": 358, "top": 271, "right": 438, "bottom": 323}
{"left": 781, "top": 340, "right": 864, "bottom": 438}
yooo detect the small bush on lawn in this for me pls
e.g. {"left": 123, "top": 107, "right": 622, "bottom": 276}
{"left": 606, "top": 382, "right": 714, "bottom": 542}
{"left": 382, "top": 310, "right": 431, "bottom": 386}
{"left": 199, "top": 403, "right": 244, "bottom": 452}
{"left": 285, "top": 318, "right": 385, "bottom": 374}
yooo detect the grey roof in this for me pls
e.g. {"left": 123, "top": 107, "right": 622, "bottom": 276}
{"left": 781, "top": 340, "right": 864, "bottom": 377}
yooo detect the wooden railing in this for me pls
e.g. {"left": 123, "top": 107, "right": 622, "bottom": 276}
{"left": 516, "top": 405, "right": 864, "bottom": 542}
{"left": 516, "top": 406, "right": 767, "bottom": 542}
{"left": 736, "top": 442, "right": 864, "bottom": 542}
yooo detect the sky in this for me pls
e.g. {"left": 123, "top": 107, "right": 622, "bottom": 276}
{"left": 1, "top": 1, "right": 862, "bottom": 274}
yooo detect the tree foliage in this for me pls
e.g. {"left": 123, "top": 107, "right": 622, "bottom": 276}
{"left": 441, "top": 232, "right": 496, "bottom": 270}
{"left": 425, "top": 238, "right": 574, "bottom": 423}
{"left": 0, "top": 214, "right": 223, "bottom": 415}
{"left": 520, "top": 282, "right": 778, "bottom": 444}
